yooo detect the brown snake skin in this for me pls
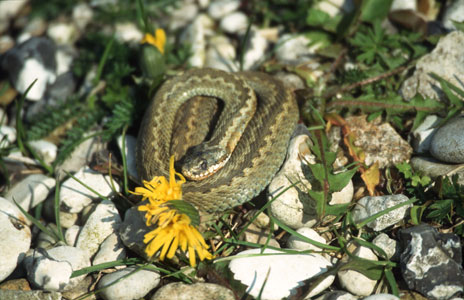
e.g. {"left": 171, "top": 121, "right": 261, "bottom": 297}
{"left": 136, "top": 68, "right": 299, "bottom": 213}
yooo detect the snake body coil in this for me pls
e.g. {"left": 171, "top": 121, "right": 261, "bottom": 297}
{"left": 136, "top": 68, "right": 299, "bottom": 213}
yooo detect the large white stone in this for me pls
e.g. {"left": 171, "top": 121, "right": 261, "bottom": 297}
{"left": 287, "top": 227, "right": 327, "bottom": 252}
{"left": 229, "top": 248, "right": 334, "bottom": 300}
{"left": 242, "top": 28, "right": 268, "bottom": 70}
{"left": 208, "top": 0, "right": 240, "bottom": 19}
{"left": 269, "top": 130, "right": 318, "bottom": 229}
{"left": 150, "top": 282, "right": 235, "bottom": 300}
{"left": 29, "top": 139, "right": 58, "bottom": 165}
{"left": 98, "top": 266, "right": 160, "bottom": 300}
{"left": 5, "top": 174, "right": 56, "bottom": 211}
{"left": 0, "top": 197, "right": 31, "bottom": 281}
{"left": 180, "top": 14, "right": 214, "bottom": 68}
{"left": 60, "top": 166, "right": 120, "bottom": 213}
{"left": 205, "top": 35, "right": 237, "bottom": 71}
{"left": 47, "top": 21, "right": 78, "bottom": 45}
{"left": 0, "top": 126, "right": 16, "bottom": 148}
{"left": 76, "top": 200, "right": 122, "bottom": 258}
{"left": 73, "top": 3, "right": 94, "bottom": 30}
{"left": 338, "top": 245, "right": 379, "bottom": 296}
{"left": 16, "top": 58, "right": 56, "bottom": 101}
{"left": 114, "top": 22, "right": 143, "bottom": 44}
{"left": 219, "top": 11, "right": 248, "bottom": 34}
{"left": 27, "top": 246, "right": 90, "bottom": 291}
{"left": 351, "top": 194, "right": 411, "bottom": 231}
{"left": 92, "top": 233, "right": 126, "bottom": 266}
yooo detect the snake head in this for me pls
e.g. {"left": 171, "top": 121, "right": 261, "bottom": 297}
{"left": 181, "top": 145, "right": 230, "bottom": 181}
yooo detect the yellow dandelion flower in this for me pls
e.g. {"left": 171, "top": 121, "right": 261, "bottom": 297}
{"left": 132, "top": 155, "right": 214, "bottom": 267}
{"left": 141, "top": 28, "right": 166, "bottom": 54}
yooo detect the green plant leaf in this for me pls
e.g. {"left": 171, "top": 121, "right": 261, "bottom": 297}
{"left": 328, "top": 166, "right": 358, "bottom": 192}
{"left": 166, "top": 200, "right": 201, "bottom": 226}
{"left": 360, "top": 0, "right": 393, "bottom": 23}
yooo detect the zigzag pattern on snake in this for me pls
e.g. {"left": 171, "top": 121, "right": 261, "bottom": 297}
{"left": 136, "top": 68, "right": 299, "bottom": 213}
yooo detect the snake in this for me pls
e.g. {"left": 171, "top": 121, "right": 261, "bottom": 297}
{"left": 136, "top": 68, "right": 299, "bottom": 213}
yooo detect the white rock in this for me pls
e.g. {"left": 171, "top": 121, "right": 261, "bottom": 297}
{"left": 76, "top": 200, "right": 122, "bottom": 258}
{"left": 242, "top": 223, "right": 280, "bottom": 248}
{"left": 442, "top": 0, "right": 464, "bottom": 30}
{"left": 338, "top": 245, "right": 378, "bottom": 296}
{"left": 180, "top": 14, "right": 214, "bottom": 68}
{"left": 43, "top": 196, "right": 78, "bottom": 229}
{"left": 229, "top": 248, "right": 334, "bottom": 300}
{"left": 242, "top": 28, "right": 268, "bottom": 70}
{"left": 60, "top": 166, "right": 120, "bottom": 213}
{"left": 19, "top": 17, "right": 47, "bottom": 41}
{"left": 208, "top": 0, "right": 240, "bottom": 19}
{"left": 0, "top": 197, "right": 31, "bottom": 281}
{"left": 276, "top": 34, "right": 320, "bottom": 65}
{"left": 5, "top": 174, "right": 56, "bottom": 211}
{"left": 28, "top": 139, "right": 58, "bottom": 165}
{"left": 352, "top": 194, "right": 411, "bottom": 231}
{"left": 0, "top": 125, "right": 16, "bottom": 148}
{"left": 372, "top": 233, "right": 399, "bottom": 261}
{"left": 28, "top": 246, "right": 90, "bottom": 291}
{"left": 55, "top": 48, "right": 74, "bottom": 76}
{"left": 47, "top": 22, "right": 78, "bottom": 45}
{"left": 219, "top": 11, "right": 248, "bottom": 34}
{"left": 119, "top": 206, "right": 151, "bottom": 259}
{"left": 98, "top": 266, "right": 160, "bottom": 300}
{"left": 0, "top": 0, "right": 28, "bottom": 20}
{"left": 17, "top": 58, "right": 57, "bottom": 101}
{"left": 274, "top": 72, "right": 306, "bottom": 91}
{"left": 287, "top": 227, "right": 327, "bottom": 252}
{"left": 55, "top": 134, "right": 106, "bottom": 178}
{"left": 401, "top": 31, "right": 464, "bottom": 102}
{"left": 117, "top": 135, "right": 138, "bottom": 179}
{"left": 390, "top": 0, "right": 416, "bottom": 11}
{"left": 205, "top": 35, "right": 238, "bottom": 71}
{"left": 30, "top": 255, "right": 73, "bottom": 291}
{"left": 329, "top": 177, "right": 353, "bottom": 205}
{"left": 92, "top": 233, "right": 126, "bottom": 266}
{"left": 316, "top": 0, "right": 355, "bottom": 17}
{"left": 269, "top": 129, "right": 318, "bottom": 229}
{"left": 114, "top": 22, "right": 143, "bottom": 44}
{"left": 411, "top": 115, "right": 442, "bottom": 154}
{"left": 73, "top": 3, "right": 94, "bottom": 30}
{"left": 151, "top": 282, "right": 235, "bottom": 300}
{"left": 430, "top": 116, "right": 464, "bottom": 163}
{"left": 0, "top": 290, "right": 62, "bottom": 299}
{"left": 363, "top": 294, "right": 399, "bottom": 300}
{"left": 167, "top": 0, "right": 199, "bottom": 31}
{"left": 5, "top": 150, "right": 40, "bottom": 166}
{"left": 65, "top": 225, "right": 81, "bottom": 247}
{"left": 198, "top": 0, "right": 210, "bottom": 9}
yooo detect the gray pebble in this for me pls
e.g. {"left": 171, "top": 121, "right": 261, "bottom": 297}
{"left": 97, "top": 266, "right": 160, "bottom": 300}
{"left": 352, "top": 194, "right": 411, "bottom": 231}
{"left": 430, "top": 116, "right": 464, "bottom": 163}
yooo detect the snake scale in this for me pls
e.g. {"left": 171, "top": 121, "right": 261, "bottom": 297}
{"left": 136, "top": 68, "right": 299, "bottom": 213}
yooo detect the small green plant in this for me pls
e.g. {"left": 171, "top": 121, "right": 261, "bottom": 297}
{"left": 396, "top": 162, "right": 431, "bottom": 187}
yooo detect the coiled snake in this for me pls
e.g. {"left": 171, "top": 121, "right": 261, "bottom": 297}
{"left": 136, "top": 68, "right": 299, "bottom": 213}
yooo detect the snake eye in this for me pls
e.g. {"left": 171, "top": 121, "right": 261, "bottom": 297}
{"left": 200, "top": 159, "right": 208, "bottom": 170}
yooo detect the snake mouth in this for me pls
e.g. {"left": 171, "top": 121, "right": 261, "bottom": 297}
{"left": 183, "top": 155, "right": 231, "bottom": 181}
